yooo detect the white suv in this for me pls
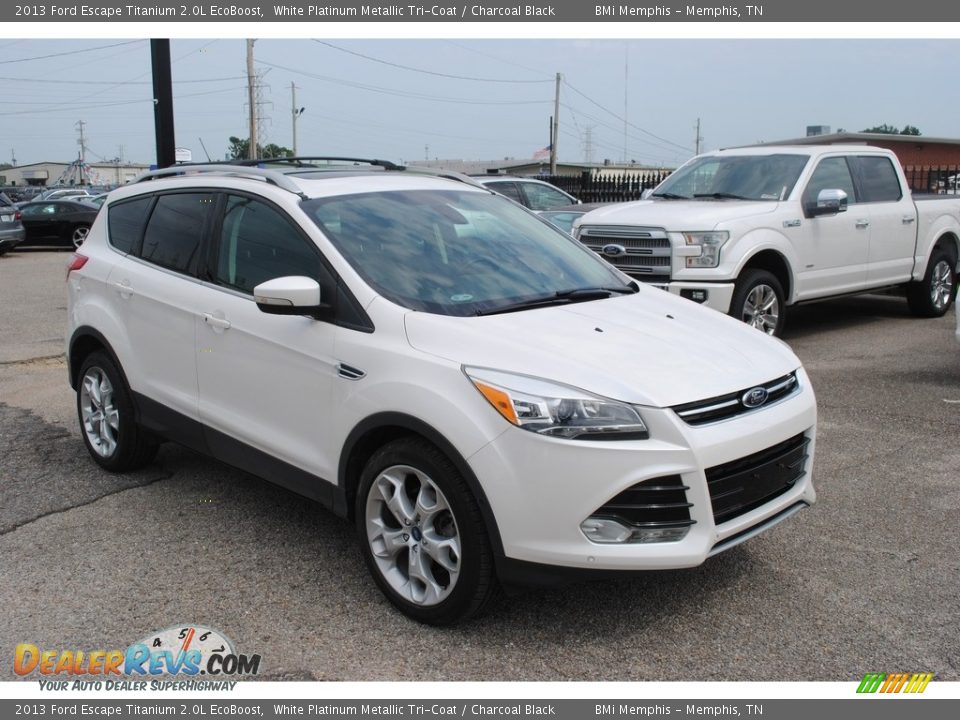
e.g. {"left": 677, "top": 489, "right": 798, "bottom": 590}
{"left": 66, "top": 160, "right": 817, "bottom": 625}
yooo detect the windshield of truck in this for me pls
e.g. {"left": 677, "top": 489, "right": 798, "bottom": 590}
{"left": 303, "top": 189, "right": 631, "bottom": 316}
{"left": 653, "top": 153, "right": 809, "bottom": 201}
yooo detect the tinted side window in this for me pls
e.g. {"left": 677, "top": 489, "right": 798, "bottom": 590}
{"left": 521, "top": 182, "right": 572, "bottom": 211}
{"left": 216, "top": 195, "right": 327, "bottom": 294}
{"left": 803, "top": 157, "right": 857, "bottom": 206}
{"left": 140, "top": 193, "right": 215, "bottom": 274}
{"left": 107, "top": 197, "right": 152, "bottom": 254}
{"left": 857, "top": 156, "right": 903, "bottom": 202}
{"left": 486, "top": 181, "right": 523, "bottom": 204}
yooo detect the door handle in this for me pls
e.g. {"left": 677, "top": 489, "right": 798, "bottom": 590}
{"left": 113, "top": 281, "right": 134, "bottom": 297}
{"left": 902, "top": 216, "right": 916, "bottom": 224}
{"left": 202, "top": 313, "right": 231, "bottom": 330}
{"left": 855, "top": 219, "right": 870, "bottom": 229}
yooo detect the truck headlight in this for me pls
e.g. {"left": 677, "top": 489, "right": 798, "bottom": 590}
{"left": 683, "top": 231, "right": 729, "bottom": 268}
{"left": 464, "top": 368, "right": 648, "bottom": 440}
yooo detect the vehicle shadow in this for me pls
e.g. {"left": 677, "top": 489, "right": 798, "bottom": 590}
{"left": 782, "top": 293, "right": 913, "bottom": 341}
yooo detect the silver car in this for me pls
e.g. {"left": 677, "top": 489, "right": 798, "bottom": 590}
{"left": 0, "top": 196, "right": 25, "bottom": 255}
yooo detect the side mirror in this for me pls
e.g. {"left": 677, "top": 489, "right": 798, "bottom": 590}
{"left": 253, "top": 276, "right": 326, "bottom": 319}
{"left": 806, "top": 188, "right": 848, "bottom": 218}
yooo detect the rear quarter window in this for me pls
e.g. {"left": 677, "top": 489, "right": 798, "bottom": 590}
{"left": 107, "top": 196, "right": 153, "bottom": 254}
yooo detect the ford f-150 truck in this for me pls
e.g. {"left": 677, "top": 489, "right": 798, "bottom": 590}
{"left": 574, "top": 145, "right": 960, "bottom": 335}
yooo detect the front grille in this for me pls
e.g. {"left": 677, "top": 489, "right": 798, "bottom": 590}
{"left": 592, "top": 475, "right": 695, "bottom": 529}
{"left": 578, "top": 225, "right": 671, "bottom": 282}
{"left": 706, "top": 434, "right": 810, "bottom": 525}
{"left": 671, "top": 372, "right": 799, "bottom": 426}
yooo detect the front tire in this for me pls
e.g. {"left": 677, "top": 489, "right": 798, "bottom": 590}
{"left": 730, "top": 269, "right": 786, "bottom": 336}
{"left": 356, "top": 437, "right": 499, "bottom": 625}
{"left": 77, "top": 351, "right": 158, "bottom": 472}
{"left": 907, "top": 247, "right": 957, "bottom": 317}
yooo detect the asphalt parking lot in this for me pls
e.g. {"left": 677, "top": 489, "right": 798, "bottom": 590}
{"left": 1, "top": 250, "right": 957, "bottom": 682}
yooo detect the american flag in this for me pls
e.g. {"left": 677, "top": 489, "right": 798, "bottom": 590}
{"left": 532, "top": 145, "right": 551, "bottom": 161}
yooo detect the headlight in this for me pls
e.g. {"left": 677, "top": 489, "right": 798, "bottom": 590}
{"left": 683, "top": 231, "right": 729, "bottom": 268}
{"left": 464, "top": 368, "right": 648, "bottom": 440}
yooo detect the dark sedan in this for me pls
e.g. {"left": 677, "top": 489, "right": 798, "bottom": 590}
{"left": 17, "top": 200, "right": 99, "bottom": 249}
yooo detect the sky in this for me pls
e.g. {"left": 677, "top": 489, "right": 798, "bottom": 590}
{"left": 1, "top": 36, "right": 959, "bottom": 169}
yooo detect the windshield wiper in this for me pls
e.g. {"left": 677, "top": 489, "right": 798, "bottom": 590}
{"left": 693, "top": 192, "right": 749, "bottom": 200}
{"left": 475, "top": 285, "right": 637, "bottom": 317}
{"left": 652, "top": 192, "right": 688, "bottom": 200}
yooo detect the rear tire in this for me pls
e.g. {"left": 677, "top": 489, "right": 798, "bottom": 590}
{"left": 71, "top": 224, "right": 90, "bottom": 248}
{"left": 77, "top": 351, "right": 158, "bottom": 472}
{"left": 730, "top": 269, "right": 786, "bottom": 336}
{"left": 356, "top": 437, "right": 500, "bottom": 625}
{"left": 907, "top": 247, "right": 957, "bottom": 318}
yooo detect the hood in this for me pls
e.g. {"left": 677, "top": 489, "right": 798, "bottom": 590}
{"left": 579, "top": 198, "right": 781, "bottom": 230}
{"left": 404, "top": 287, "right": 800, "bottom": 408}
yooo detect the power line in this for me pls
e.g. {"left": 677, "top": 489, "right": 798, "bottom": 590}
{"left": 0, "top": 40, "right": 144, "bottom": 65}
{"left": 562, "top": 79, "right": 691, "bottom": 153}
{"left": 311, "top": 40, "right": 552, "bottom": 84}
{"left": 0, "top": 75, "right": 247, "bottom": 86}
{"left": 258, "top": 59, "right": 550, "bottom": 106}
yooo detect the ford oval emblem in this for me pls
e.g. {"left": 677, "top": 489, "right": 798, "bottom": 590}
{"left": 602, "top": 244, "right": 627, "bottom": 258}
{"left": 741, "top": 387, "right": 769, "bottom": 409}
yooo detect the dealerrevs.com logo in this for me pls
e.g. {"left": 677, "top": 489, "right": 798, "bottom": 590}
{"left": 15, "top": 625, "right": 261, "bottom": 686}
{"left": 857, "top": 673, "right": 934, "bottom": 694}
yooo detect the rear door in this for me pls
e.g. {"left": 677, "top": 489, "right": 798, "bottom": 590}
{"left": 853, "top": 155, "right": 917, "bottom": 286}
{"left": 105, "top": 191, "right": 217, "bottom": 441}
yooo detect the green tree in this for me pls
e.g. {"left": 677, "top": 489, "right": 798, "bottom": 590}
{"left": 861, "top": 124, "right": 921, "bottom": 136}
{"left": 226, "top": 136, "right": 294, "bottom": 160}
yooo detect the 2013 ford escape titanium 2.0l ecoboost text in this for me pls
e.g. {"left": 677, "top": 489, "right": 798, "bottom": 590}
{"left": 66, "top": 160, "right": 817, "bottom": 624}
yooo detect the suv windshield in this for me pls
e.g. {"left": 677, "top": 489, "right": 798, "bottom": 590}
{"left": 653, "top": 153, "right": 809, "bottom": 202}
{"left": 303, "top": 189, "right": 629, "bottom": 316}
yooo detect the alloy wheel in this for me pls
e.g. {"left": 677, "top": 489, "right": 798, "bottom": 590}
{"left": 79, "top": 367, "right": 119, "bottom": 458}
{"left": 742, "top": 283, "right": 780, "bottom": 335}
{"left": 364, "top": 464, "right": 461, "bottom": 607}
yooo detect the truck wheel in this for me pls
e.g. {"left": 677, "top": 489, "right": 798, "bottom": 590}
{"left": 356, "top": 437, "right": 499, "bottom": 625}
{"left": 731, "top": 269, "right": 786, "bottom": 336}
{"left": 77, "top": 351, "right": 158, "bottom": 471}
{"left": 907, "top": 247, "right": 957, "bottom": 318}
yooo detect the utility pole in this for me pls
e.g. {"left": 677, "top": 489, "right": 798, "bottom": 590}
{"left": 550, "top": 72, "right": 560, "bottom": 175}
{"left": 694, "top": 118, "right": 703, "bottom": 155}
{"left": 150, "top": 39, "right": 176, "bottom": 170}
{"left": 246, "top": 39, "right": 258, "bottom": 160}
{"left": 11, "top": 148, "right": 16, "bottom": 166}
{"left": 75, "top": 120, "right": 87, "bottom": 184}
{"left": 291, "top": 82, "right": 304, "bottom": 156}
{"left": 624, "top": 44, "right": 628, "bottom": 163}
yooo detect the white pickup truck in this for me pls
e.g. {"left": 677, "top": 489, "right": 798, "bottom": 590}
{"left": 574, "top": 145, "right": 960, "bottom": 335}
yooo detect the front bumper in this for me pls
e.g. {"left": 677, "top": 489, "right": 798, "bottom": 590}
{"left": 661, "top": 281, "right": 736, "bottom": 315}
{"left": 468, "top": 367, "right": 816, "bottom": 574}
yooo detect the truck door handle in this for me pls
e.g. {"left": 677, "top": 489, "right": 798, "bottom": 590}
{"left": 202, "top": 313, "right": 231, "bottom": 330}
{"left": 855, "top": 219, "right": 870, "bottom": 229}
{"left": 902, "top": 216, "right": 916, "bottom": 224}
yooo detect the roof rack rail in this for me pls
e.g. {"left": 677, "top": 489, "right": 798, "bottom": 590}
{"left": 132, "top": 164, "right": 308, "bottom": 199}
{"left": 229, "top": 156, "right": 404, "bottom": 171}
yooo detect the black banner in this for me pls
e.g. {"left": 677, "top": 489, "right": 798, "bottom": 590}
{"left": 4, "top": 0, "right": 960, "bottom": 23}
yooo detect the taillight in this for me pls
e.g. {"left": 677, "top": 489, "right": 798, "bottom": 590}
{"left": 66, "top": 253, "right": 89, "bottom": 281}
{"left": 14, "top": 210, "right": 20, "bottom": 221}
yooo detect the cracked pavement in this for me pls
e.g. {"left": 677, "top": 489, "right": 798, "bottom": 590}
{"left": 0, "top": 251, "right": 958, "bottom": 681}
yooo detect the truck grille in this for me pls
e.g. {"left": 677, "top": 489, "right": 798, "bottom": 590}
{"left": 706, "top": 434, "right": 810, "bottom": 525}
{"left": 591, "top": 475, "right": 694, "bottom": 529}
{"left": 671, "top": 373, "right": 799, "bottom": 426}
{"left": 577, "top": 225, "right": 671, "bottom": 283}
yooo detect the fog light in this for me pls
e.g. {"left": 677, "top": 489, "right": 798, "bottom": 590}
{"left": 681, "top": 288, "right": 708, "bottom": 303}
{"left": 581, "top": 517, "right": 690, "bottom": 544}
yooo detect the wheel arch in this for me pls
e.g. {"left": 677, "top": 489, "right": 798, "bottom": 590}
{"left": 737, "top": 249, "right": 794, "bottom": 303}
{"left": 337, "top": 412, "right": 505, "bottom": 559}
{"left": 68, "top": 327, "right": 126, "bottom": 391}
